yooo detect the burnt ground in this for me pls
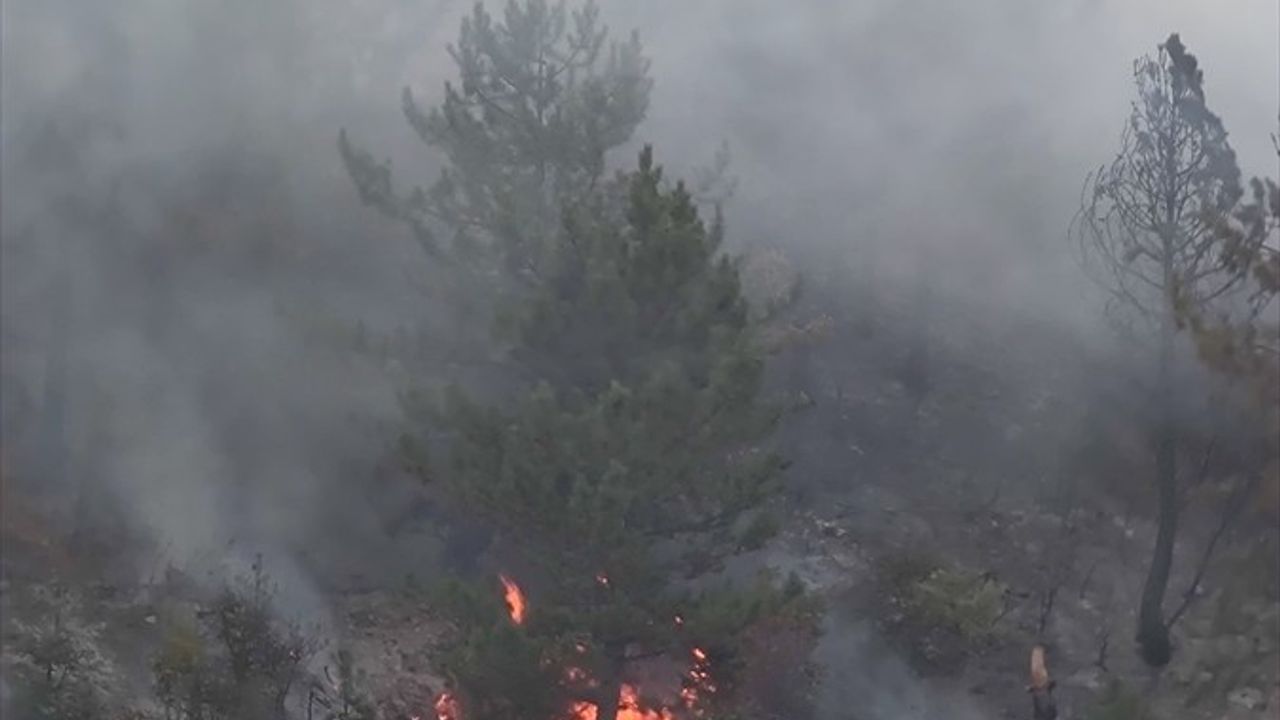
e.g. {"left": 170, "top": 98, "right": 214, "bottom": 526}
{"left": 752, "top": 278, "right": 1280, "bottom": 719}
{"left": 2, "top": 275, "right": 1277, "bottom": 720}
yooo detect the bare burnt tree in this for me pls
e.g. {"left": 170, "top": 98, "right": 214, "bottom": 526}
{"left": 1071, "top": 33, "right": 1254, "bottom": 667}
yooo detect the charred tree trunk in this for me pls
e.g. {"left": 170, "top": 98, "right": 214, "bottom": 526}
{"left": 595, "top": 680, "right": 621, "bottom": 720}
{"left": 1136, "top": 293, "right": 1179, "bottom": 667}
{"left": 1136, "top": 401, "right": 1177, "bottom": 666}
{"left": 1135, "top": 150, "right": 1186, "bottom": 667}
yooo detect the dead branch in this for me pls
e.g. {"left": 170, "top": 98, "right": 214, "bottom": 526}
{"left": 1178, "top": 435, "right": 1218, "bottom": 514}
{"left": 1078, "top": 561, "right": 1099, "bottom": 600}
{"left": 1166, "top": 473, "right": 1261, "bottom": 629}
{"left": 1036, "top": 587, "right": 1057, "bottom": 639}
{"left": 1095, "top": 628, "right": 1111, "bottom": 671}
{"left": 990, "top": 588, "right": 1018, "bottom": 629}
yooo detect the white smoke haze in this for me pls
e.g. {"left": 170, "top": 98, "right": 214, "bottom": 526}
{"left": 814, "top": 613, "right": 988, "bottom": 720}
{"left": 1, "top": 0, "right": 1275, "bottom": 714}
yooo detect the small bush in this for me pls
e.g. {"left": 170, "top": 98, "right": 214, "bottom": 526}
{"left": 152, "top": 556, "right": 321, "bottom": 720}
{"left": 875, "top": 552, "right": 1005, "bottom": 673}
{"left": 153, "top": 613, "right": 227, "bottom": 719}
{"left": 909, "top": 567, "right": 1005, "bottom": 642}
{"left": 5, "top": 585, "right": 120, "bottom": 720}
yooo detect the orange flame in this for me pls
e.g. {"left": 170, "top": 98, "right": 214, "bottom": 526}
{"left": 432, "top": 578, "right": 716, "bottom": 720}
{"left": 618, "top": 684, "right": 678, "bottom": 720}
{"left": 499, "top": 574, "right": 526, "bottom": 625}
{"left": 434, "top": 692, "right": 461, "bottom": 720}
{"left": 567, "top": 685, "right": 678, "bottom": 720}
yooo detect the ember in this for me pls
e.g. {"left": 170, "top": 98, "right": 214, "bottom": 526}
{"left": 680, "top": 647, "right": 715, "bottom": 711}
{"left": 567, "top": 685, "right": 678, "bottom": 720}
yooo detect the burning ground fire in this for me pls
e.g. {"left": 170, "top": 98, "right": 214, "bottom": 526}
{"left": 429, "top": 575, "right": 715, "bottom": 720}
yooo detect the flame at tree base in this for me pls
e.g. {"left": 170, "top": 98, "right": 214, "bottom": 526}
{"left": 568, "top": 684, "right": 677, "bottom": 720}
{"left": 430, "top": 684, "right": 681, "bottom": 720}
{"left": 427, "top": 576, "right": 715, "bottom": 720}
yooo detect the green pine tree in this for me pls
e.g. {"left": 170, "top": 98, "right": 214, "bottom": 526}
{"left": 425, "top": 146, "right": 804, "bottom": 720}
{"left": 339, "top": 0, "right": 650, "bottom": 275}
{"left": 340, "top": 0, "right": 652, "bottom": 371}
{"left": 341, "top": 4, "right": 813, "bottom": 717}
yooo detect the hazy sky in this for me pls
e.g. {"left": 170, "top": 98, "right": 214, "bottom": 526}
{"left": 6, "top": 1, "right": 1274, "bottom": 184}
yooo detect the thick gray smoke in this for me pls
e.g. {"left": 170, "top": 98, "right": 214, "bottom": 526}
{"left": 2, "top": 0, "right": 1275, "bottom": 711}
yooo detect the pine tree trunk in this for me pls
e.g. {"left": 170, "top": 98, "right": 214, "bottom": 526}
{"left": 1137, "top": 307, "right": 1178, "bottom": 667}
{"left": 595, "top": 679, "right": 621, "bottom": 720}
{"left": 594, "top": 647, "right": 625, "bottom": 720}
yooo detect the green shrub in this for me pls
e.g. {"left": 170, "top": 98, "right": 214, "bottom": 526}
{"left": 909, "top": 567, "right": 1005, "bottom": 642}
{"left": 153, "top": 613, "right": 227, "bottom": 719}
{"left": 875, "top": 552, "right": 1005, "bottom": 673}
{"left": 1087, "top": 679, "right": 1155, "bottom": 720}
{"left": 151, "top": 556, "right": 321, "bottom": 720}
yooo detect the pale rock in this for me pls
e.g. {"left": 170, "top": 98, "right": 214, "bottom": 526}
{"left": 1226, "top": 686, "right": 1263, "bottom": 710}
{"left": 1064, "top": 667, "right": 1105, "bottom": 691}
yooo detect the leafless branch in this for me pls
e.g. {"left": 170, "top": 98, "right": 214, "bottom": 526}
{"left": 1166, "top": 473, "right": 1261, "bottom": 629}
{"left": 1094, "top": 628, "right": 1111, "bottom": 671}
{"left": 1078, "top": 561, "right": 1099, "bottom": 600}
{"left": 1178, "top": 435, "right": 1218, "bottom": 513}
{"left": 1036, "top": 586, "right": 1057, "bottom": 639}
